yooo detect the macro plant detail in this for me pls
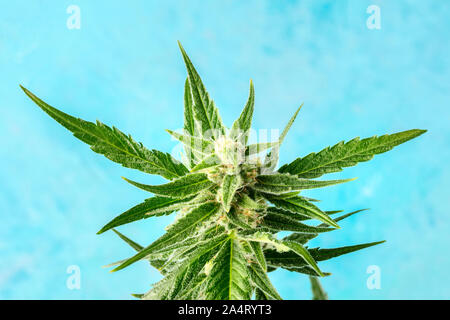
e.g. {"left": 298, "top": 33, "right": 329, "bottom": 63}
{"left": 21, "top": 42, "right": 426, "bottom": 300}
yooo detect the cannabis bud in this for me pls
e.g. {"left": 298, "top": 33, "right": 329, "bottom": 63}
{"left": 21, "top": 42, "right": 426, "bottom": 300}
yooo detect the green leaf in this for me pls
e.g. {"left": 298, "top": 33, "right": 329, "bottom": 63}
{"left": 166, "top": 129, "right": 213, "bottom": 155}
{"left": 253, "top": 173, "right": 355, "bottom": 194}
{"left": 245, "top": 142, "right": 279, "bottom": 156}
{"left": 282, "top": 241, "right": 324, "bottom": 277}
{"left": 183, "top": 78, "right": 198, "bottom": 168}
{"left": 309, "top": 276, "right": 328, "bottom": 300}
{"left": 247, "top": 241, "right": 267, "bottom": 272}
{"left": 230, "top": 80, "right": 254, "bottom": 143}
{"left": 255, "top": 288, "right": 271, "bottom": 300}
{"left": 123, "top": 173, "right": 214, "bottom": 198}
{"left": 220, "top": 174, "right": 241, "bottom": 212}
{"left": 143, "top": 233, "right": 228, "bottom": 299}
{"left": 21, "top": 86, "right": 188, "bottom": 180}
{"left": 282, "top": 266, "right": 332, "bottom": 277}
{"left": 236, "top": 193, "right": 267, "bottom": 211}
{"left": 247, "top": 262, "right": 282, "bottom": 300}
{"left": 239, "top": 232, "right": 323, "bottom": 277}
{"left": 261, "top": 208, "right": 335, "bottom": 234}
{"left": 112, "top": 202, "right": 221, "bottom": 272}
{"left": 266, "top": 206, "right": 311, "bottom": 221}
{"left": 265, "top": 241, "right": 385, "bottom": 270}
{"left": 183, "top": 78, "right": 197, "bottom": 137}
{"left": 225, "top": 207, "right": 254, "bottom": 230}
{"left": 191, "top": 154, "right": 221, "bottom": 172}
{"left": 97, "top": 195, "right": 194, "bottom": 234}
{"left": 263, "top": 105, "right": 302, "bottom": 171}
{"left": 112, "top": 229, "right": 143, "bottom": 251}
{"left": 309, "top": 241, "right": 386, "bottom": 262}
{"left": 279, "top": 129, "right": 427, "bottom": 178}
{"left": 178, "top": 42, "right": 226, "bottom": 140}
{"left": 265, "top": 195, "right": 340, "bottom": 228}
{"left": 205, "top": 233, "right": 252, "bottom": 300}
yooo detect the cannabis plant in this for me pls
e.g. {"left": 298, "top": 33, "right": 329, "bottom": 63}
{"left": 21, "top": 42, "right": 425, "bottom": 300}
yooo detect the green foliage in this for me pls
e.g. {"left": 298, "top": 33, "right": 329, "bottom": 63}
{"left": 309, "top": 276, "right": 328, "bottom": 300}
{"left": 21, "top": 43, "right": 426, "bottom": 300}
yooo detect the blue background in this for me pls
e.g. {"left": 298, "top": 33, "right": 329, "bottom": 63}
{"left": 0, "top": 1, "right": 448, "bottom": 299}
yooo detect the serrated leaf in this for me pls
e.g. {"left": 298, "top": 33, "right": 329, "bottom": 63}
{"left": 247, "top": 241, "right": 267, "bottom": 272}
{"left": 265, "top": 195, "right": 340, "bottom": 228}
{"left": 191, "top": 154, "right": 221, "bottom": 172}
{"left": 166, "top": 129, "right": 213, "bottom": 155}
{"left": 247, "top": 262, "right": 282, "bottom": 300}
{"left": 123, "top": 173, "right": 214, "bottom": 198}
{"left": 205, "top": 234, "right": 252, "bottom": 300}
{"left": 263, "top": 105, "right": 302, "bottom": 171}
{"left": 309, "top": 241, "right": 386, "bottom": 261}
{"left": 220, "top": 174, "right": 241, "bottom": 212}
{"left": 112, "top": 202, "right": 221, "bottom": 272}
{"left": 255, "top": 288, "right": 271, "bottom": 300}
{"left": 239, "top": 232, "right": 323, "bottom": 277}
{"left": 282, "top": 266, "right": 332, "bottom": 277}
{"left": 266, "top": 206, "right": 311, "bottom": 221}
{"left": 229, "top": 80, "right": 254, "bottom": 144}
{"left": 245, "top": 142, "right": 279, "bottom": 156}
{"left": 282, "top": 241, "right": 323, "bottom": 277}
{"left": 253, "top": 173, "right": 355, "bottom": 194}
{"left": 235, "top": 193, "right": 266, "bottom": 211}
{"left": 183, "top": 78, "right": 199, "bottom": 168}
{"left": 112, "top": 229, "right": 143, "bottom": 251}
{"left": 265, "top": 241, "right": 385, "bottom": 270}
{"left": 225, "top": 207, "right": 254, "bottom": 230}
{"left": 183, "top": 78, "right": 198, "bottom": 137}
{"left": 97, "top": 195, "right": 194, "bottom": 234}
{"left": 279, "top": 129, "right": 427, "bottom": 178}
{"left": 261, "top": 208, "right": 335, "bottom": 234}
{"left": 21, "top": 86, "right": 189, "bottom": 180}
{"left": 143, "top": 234, "right": 227, "bottom": 300}
{"left": 178, "top": 42, "right": 226, "bottom": 140}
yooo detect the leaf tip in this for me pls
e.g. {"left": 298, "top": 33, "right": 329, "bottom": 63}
{"left": 19, "top": 84, "right": 33, "bottom": 98}
{"left": 417, "top": 129, "right": 427, "bottom": 136}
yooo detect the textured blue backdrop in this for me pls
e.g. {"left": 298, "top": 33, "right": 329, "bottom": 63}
{"left": 0, "top": 0, "right": 448, "bottom": 299}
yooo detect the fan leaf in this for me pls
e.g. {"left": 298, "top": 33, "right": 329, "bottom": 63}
{"left": 123, "top": 173, "right": 214, "bottom": 198}
{"left": 178, "top": 42, "right": 226, "bottom": 140}
{"left": 279, "top": 129, "right": 427, "bottom": 178}
{"left": 205, "top": 233, "right": 252, "bottom": 300}
{"left": 112, "top": 202, "right": 221, "bottom": 272}
{"left": 230, "top": 80, "right": 255, "bottom": 144}
{"left": 220, "top": 174, "right": 241, "bottom": 212}
{"left": 253, "top": 173, "right": 355, "bottom": 195}
{"left": 97, "top": 195, "right": 195, "bottom": 234}
{"left": 21, "top": 86, "right": 188, "bottom": 180}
